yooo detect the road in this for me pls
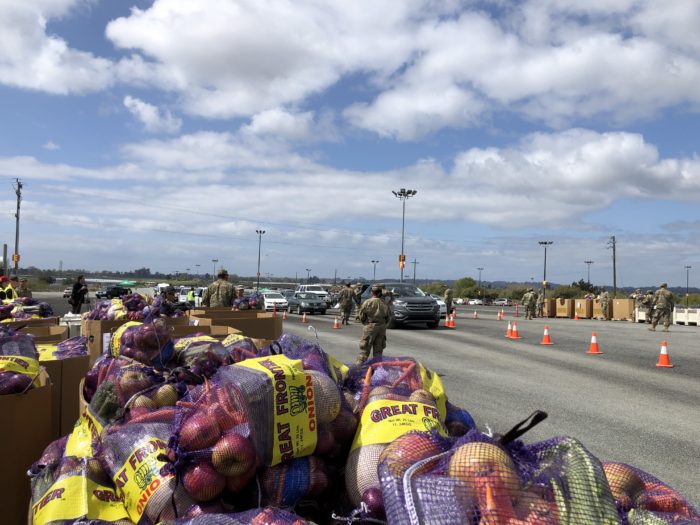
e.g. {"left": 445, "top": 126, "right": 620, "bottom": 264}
{"left": 37, "top": 294, "right": 699, "bottom": 504}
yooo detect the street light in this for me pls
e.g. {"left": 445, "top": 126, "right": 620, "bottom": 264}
{"left": 371, "top": 260, "right": 379, "bottom": 281}
{"left": 306, "top": 268, "right": 311, "bottom": 282}
{"left": 476, "top": 267, "right": 484, "bottom": 296}
{"left": 584, "top": 260, "right": 594, "bottom": 284}
{"left": 392, "top": 188, "right": 418, "bottom": 283}
{"left": 685, "top": 265, "right": 692, "bottom": 308}
{"left": 256, "top": 229, "right": 266, "bottom": 290}
{"left": 538, "top": 241, "right": 553, "bottom": 300}
{"left": 212, "top": 259, "right": 218, "bottom": 277}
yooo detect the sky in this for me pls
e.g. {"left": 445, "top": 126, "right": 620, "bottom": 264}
{"left": 1, "top": 0, "right": 700, "bottom": 287}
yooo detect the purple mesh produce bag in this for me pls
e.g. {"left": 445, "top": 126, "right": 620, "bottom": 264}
{"left": 159, "top": 507, "right": 313, "bottom": 524}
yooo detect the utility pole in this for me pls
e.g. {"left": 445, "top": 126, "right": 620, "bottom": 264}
{"left": 584, "top": 260, "right": 594, "bottom": 284}
{"left": 607, "top": 236, "right": 617, "bottom": 298}
{"left": 411, "top": 259, "right": 419, "bottom": 284}
{"left": 476, "top": 267, "right": 484, "bottom": 297}
{"left": 334, "top": 269, "right": 337, "bottom": 285}
{"left": 13, "top": 179, "right": 22, "bottom": 276}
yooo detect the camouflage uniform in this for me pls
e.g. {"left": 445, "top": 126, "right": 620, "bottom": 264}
{"left": 598, "top": 289, "right": 610, "bottom": 320}
{"left": 536, "top": 289, "right": 545, "bottom": 317}
{"left": 337, "top": 285, "right": 355, "bottom": 325}
{"left": 353, "top": 283, "right": 363, "bottom": 321}
{"left": 443, "top": 288, "right": 453, "bottom": 315}
{"left": 202, "top": 277, "right": 235, "bottom": 307}
{"left": 650, "top": 283, "right": 674, "bottom": 332}
{"left": 521, "top": 288, "right": 535, "bottom": 319}
{"left": 642, "top": 291, "right": 654, "bottom": 323}
{"left": 630, "top": 289, "right": 643, "bottom": 322}
{"left": 356, "top": 287, "right": 390, "bottom": 365}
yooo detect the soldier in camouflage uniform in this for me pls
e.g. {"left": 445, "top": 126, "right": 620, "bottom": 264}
{"left": 202, "top": 268, "right": 235, "bottom": 307}
{"left": 521, "top": 288, "right": 535, "bottom": 320}
{"left": 443, "top": 288, "right": 453, "bottom": 316}
{"left": 642, "top": 290, "right": 654, "bottom": 323}
{"left": 650, "top": 283, "right": 674, "bottom": 332}
{"left": 353, "top": 282, "right": 363, "bottom": 321}
{"left": 598, "top": 287, "right": 610, "bottom": 320}
{"left": 536, "top": 288, "right": 545, "bottom": 317}
{"left": 630, "top": 289, "right": 643, "bottom": 322}
{"left": 337, "top": 282, "right": 355, "bottom": 325}
{"left": 356, "top": 285, "right": 390, "bottom": 365}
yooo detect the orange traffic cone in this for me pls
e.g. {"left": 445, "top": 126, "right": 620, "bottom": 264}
{"left": 301, "top": 312, "right": 308, "bottom": 323}
{"left": 282, "top": 309, "right": 287, "bottom": 320}
{"left": 332, "top": 316, "right": 341, "bottom": 329}
{"left": 656, "top": 341, "right": 674, "bottom": 368}
{"left": 497, "top": 311, "right": 502, "bottom": 321}
{"left": 540, "top": 326, "right": 553, "bottom": 345}
{"left": 505, "top": 321, "right": 512, "bottom": 338}
{"left": 449, "top": 314, "right": 456, "bottom": 328}
{"left": 501, "top": 308, "right": 505, "bottom": 318}
{"left": 473, "top": 310, "right": 478, "bottom": 319}
{"left": 510, "top": 321, "right": 522, "bottom": 339}
{"left": 574, "top": 312, "right": 579, "bottom": 321}
{"left": 443, "top": 313, "right": 451, "bottom": 328}
{"left": 452, "top": 310, "right": 458, "bottom": 318}
{"left": 587, "top": 331, "right": 602, "bottom": 354}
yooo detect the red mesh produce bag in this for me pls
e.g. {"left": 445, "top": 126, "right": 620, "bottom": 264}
{"left": 110, "top": 319, "right": 174, "bottom": 367}
{"left": 158, "top": 507, "right": 313, "bottom": 524}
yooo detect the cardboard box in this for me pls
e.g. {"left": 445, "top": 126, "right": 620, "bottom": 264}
{"left": 2, "top": 317, "right": 59, "bottom": 330}
{"left": 612, "top": 299, "right": 635, "bottom": 321}
{"left": 170, "top": 324, "right": 242, "bottom": 340}
{"left": 0, "top": 371, "right": 53, "bottom": 525}
{"left": 541, "top": 298, "right": 556, "bottom": 317}
{"left": 81, "top": 317, "right": 190, "bottom": 364}
{"left": 41, "top": 356, "right": 91, "bottom": 439}
{"left": 18, "top": 325, "right": 69, "bottom": 344}
{"left": 593, "top": 299, "right": 611, "bottom": 319}
{"left": 191, "top": 312, "right": 282, "bottom": 340}
{"left": 555, "top": 298, "right": 574, "bottom": 318}
{"left": 574, "top": 299, "right": 593, "bottom": 319}
{"left": 188, "top": 309, "right": 262, "bottom": 318}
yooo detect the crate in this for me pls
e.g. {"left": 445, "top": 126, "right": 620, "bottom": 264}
{"left": 612, "top": 299, "right": 635, "bottom": 321}
{"left": 190, "top": 312, "right": 282, "bottom": 340}
{"left": 541, "top": 298, "right": 556, "bottom": 318}
{"left": 574, "top": 299, "right": 592, "bottom": 319}
{"left": 555, "top": 298, "right": 574, "bottom": 318}
{"left": 673, "top": 307, "right": 699, "bottom": 325}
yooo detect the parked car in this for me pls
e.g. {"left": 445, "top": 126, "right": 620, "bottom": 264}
{"left": 95, "top": 286, "right": 131, "bottom": 299}
{"left": 178, "top": 286, "right": 206, "bottom": 306}
{"left": 467, "top": 298, "right": 483, "bottom": 305}
{"left": 280, "top": 289, "right": 296, "bottom": 299}
{"left": 430, "top": 294, "right": 448, "bottom": 316}
{"left": 262, "top": 291, "right": 288, "bottom": 312}
{"left": 62, "top": 287, "right": 72, "bottom": 298}
{"left": 294, "top": 285, "right": 331, "bottom": 305}
{"left": 287, "top": 292, "right": 327, "bottom": 315}
{"left": 362, "top": 283, "right": 441, "bottom": 329}
{"left": 454, "top": 298, "right": 465, "bottom": 305}
{"left": 493, "top": 298, "right": 512, "bottom": 306}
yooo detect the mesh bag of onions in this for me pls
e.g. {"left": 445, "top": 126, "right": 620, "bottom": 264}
{"left": 171, "top": 334, "right": 236, "bottom": 381}
{"left": 220, "top": 333, "right": 259, "bottom": 364}
{"left": 158, "top": 507, "right": 313, "bottom": 524}
{"left": 110, "top": 319, "right": 174, "bottom": 367}
{"left": 29, "top": 454, "right": 131, "bottom": 525}
{"left": 378, "top": 426, "right": 700, "bottom": 525}
{"left": 0, "top": 327, "right": 41, "bottom": 394}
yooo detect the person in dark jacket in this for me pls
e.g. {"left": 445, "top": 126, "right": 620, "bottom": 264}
{"left": 70, "top": 275, "right": 89, "bottom": 314}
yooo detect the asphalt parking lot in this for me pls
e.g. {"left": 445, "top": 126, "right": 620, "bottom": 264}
{"left": 35, "top": 294, "right": 699, "bottom": 504}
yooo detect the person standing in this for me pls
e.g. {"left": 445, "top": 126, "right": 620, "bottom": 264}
{"left": 202, "top": 268, "right": 235, "bottom": 307}
{"left": 536, "top": 288, "right": 545, "bottom": 318}
{"left": 337, "top": 282, "right": 354, "bottom": 325}
{"left": 70, "top": 275, "right": 89, "bottom": 314}
{"left": 521, "top": 288, "right": 535, "bottom": 320}
{"left": 16, "top": 278, "right": 32, "bottom": 298}
{"left": 443, "top": 288, "right": 453, "bottom": 316}
{"left": 630, "top": 289, "right": 643, "bottom": 322}
{"left": 598, "top": 287, "right": 610, "bottom": 320}
{"left": 186, "top": 287, "right": 196, "bottom": 307}
{"left": 356, "top": 285, "right": 390, "bottom": 365}
{"left": 642, "top": 290, "right": 654, "bottom": 324}
{"left": 650, "top": 283, "right": 674, "bottom": 332}
{"left": 353, "top": 282, "right": 363, "bottom": 322}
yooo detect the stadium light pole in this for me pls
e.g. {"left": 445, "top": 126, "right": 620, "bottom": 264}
{"left": 538, "top": 241, "right": 553, "bottom": 300}
{"left": 211, "top": 259, "right": 218, "bottom": 278}
{"left": 584, "top": 260, "right": 594, "bottom": 284}
{"left": 306, "top": 268, "right": 311, "bottom": 283}
{"left": 256, "top": 229, "right": 266, "bottom": 290}
{"left": 392, "top": 188, "right": 417, "bottom": 283}
{"left": 476, "top": 267, "right": 484, "bottom": 297}
{"left": 371, "top": 260, "right": 379, "bottom": 281}
{"left": 685, "top": 265, "right": 692, "bottom": 308}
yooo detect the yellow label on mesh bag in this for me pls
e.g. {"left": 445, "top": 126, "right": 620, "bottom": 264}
{"left": 350, "top": 399, "right": 447, "bottom": 451}
{"left": 417, "top": 363, "right": 447, "bottom": 419}
{"left": 221, "top": 333, "right": 246, "bottom": 347}
{"left": 64, "top": 407, "right": 104, "bottom": 458}
{"left": 236, "top": 354, "right": 318, "bottom": 465}
{"left": 0, "top": 355, "right": 41, "bottom": 386}
{"left": 113, "top": 436, "right": 173, "bottom": 522}
{"left": 325, "top": 354, "right": 349, "bottom": 384}
{"left": 174, "top": 334, "right": 219, "bottom": 352}
{"left": 32, "top": 474, "right": 129, "bottom": 525}
{"left": 37, "top": 344, "right": 59, "bottom": 361}
{"left": 110, "top": 321, "right": 142, "bottom": 357}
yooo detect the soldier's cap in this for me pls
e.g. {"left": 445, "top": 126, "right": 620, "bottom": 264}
{"left": 529, "top": 287, "right": 534, "bottom": 291}
{"left": 235, "top": 285, "right": 245, "bottom": 290}
{"left": 371, "top": 284, "right": 382, "bottom": 293}
{"left": 217, "top": 268, "right": 229, "bottom": 278}
{"left": 647, "top": 290, "right": 653, "bottom": 294}
{"left": 660, "top": 282, "right": 667, "bottom": 288}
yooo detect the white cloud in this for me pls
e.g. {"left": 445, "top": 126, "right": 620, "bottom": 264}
{"left": 42, "top": 141, "right": 60, "bottom": 151}
{"left": 0, "top": 0, "right": 113, "bottom": 94}
{"left": 123, "top": 95, "right": 182, "bottom": 134}
{"left": 242, "top": 108, "right": 314, "bottom": 140}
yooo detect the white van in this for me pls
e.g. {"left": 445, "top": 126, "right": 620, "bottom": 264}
{"left": 294, "top": 284, "right": 330, "bottom": 304}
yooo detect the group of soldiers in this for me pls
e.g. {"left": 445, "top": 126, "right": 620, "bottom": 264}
{"left": 519, "top": 287, "right": 546, "bottom": 320}
{"left": 631, "top": 283, "right": 674, "bottom": 332}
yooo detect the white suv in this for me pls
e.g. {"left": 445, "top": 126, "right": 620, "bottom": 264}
{"left": 295, "top": 285, "right": 330, "bottom": 305}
